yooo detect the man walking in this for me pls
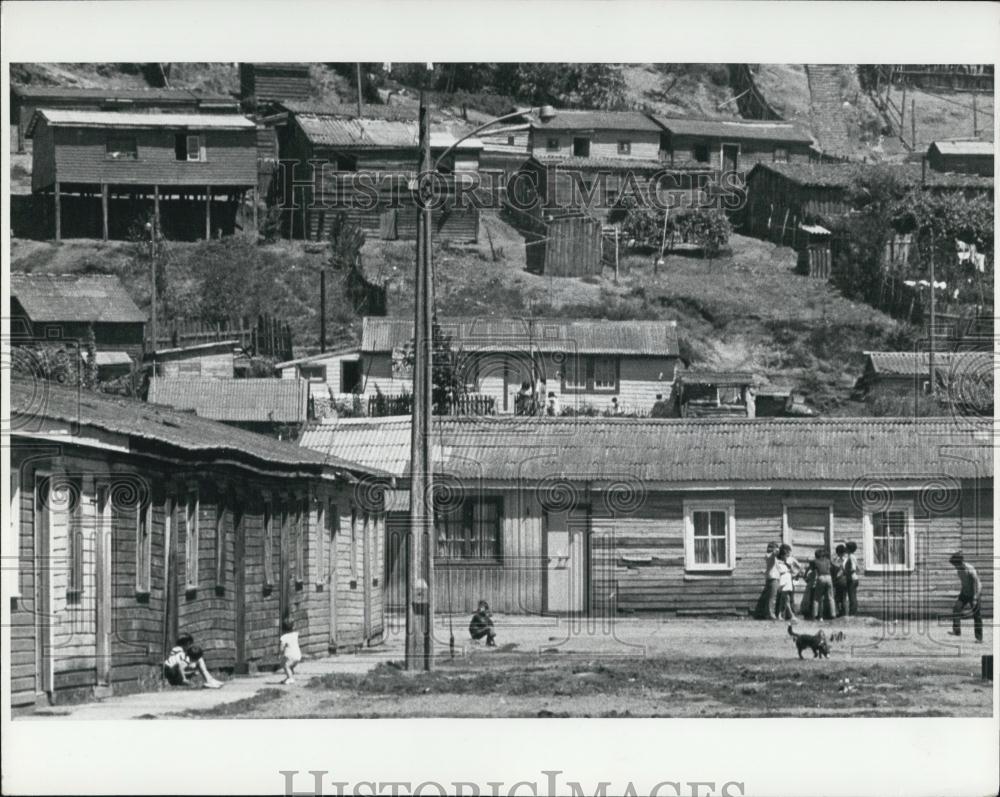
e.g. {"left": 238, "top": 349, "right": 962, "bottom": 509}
{"left": 948, "top": 552, "right": 983, "bottom": 642}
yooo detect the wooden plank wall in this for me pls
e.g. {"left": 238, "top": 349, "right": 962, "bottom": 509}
{"left": 10, "top": 442, "right": 384, "bottom": 707}
{"left": 543, "top": 216, "right": 603, "bottom": 277}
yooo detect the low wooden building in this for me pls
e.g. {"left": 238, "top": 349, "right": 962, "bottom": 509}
{"left": 145, "top": 340, "right": 239, "bottom": 379}
{"left": 926, "top": 140, "right": 994, "bottom": 177}
{"left": 742, "top": 162, "right": 995, "bottom": 242}
{"left": 652, "top": 116, "right": 815, "bottom": 174}
{"left": 10, "top": 85, "right": 239, "bottom": 153}
{"left": 239, "top": 63, "right": 312, "bottom": 111}
{"left": 147, "top": 377, "right": 310, "bottom": 437}
{"left": 300, "top": 415, "right": 992, "bottom": 619}
{"left": 10, "top": 378, "right": 387, "bottom": 709}
{"left": 358, "top": 316, "right": 682, "bottom": 414}
{"left": 509, "top": 155, "right": 716, "bottom": 226}
{"left": 675, "top": 371, "right": 757, "bottom": 418}
{"left": 10, "top": 272, "right": 146, "bottom": 361}
{"left": 857, "top": 350, "right": 994, "bottom": 414}
{"left": 27, "top": 109, "right": 258, "bottom": 241}
{"left": 273, "top": 103, "right": 482, "bottom": 242}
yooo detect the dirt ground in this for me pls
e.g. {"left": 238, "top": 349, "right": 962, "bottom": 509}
{"left": 184, "top": 616, "right": 994, "bottom": 719}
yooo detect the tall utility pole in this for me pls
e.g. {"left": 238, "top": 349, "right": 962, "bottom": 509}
{"left": 355, "top": 63, "right": 364, "bottom": 118}
{"left": 928, "top": 227, "right": 936, "bottom": 397}
{"left": 147, "top": 221, "right": 158, "bottom": 353}
{"left": 406, "top": 93, "right": 434, "bottom": 671}
{"left": 319, "top": 269, "right": 327, "bottom": 353}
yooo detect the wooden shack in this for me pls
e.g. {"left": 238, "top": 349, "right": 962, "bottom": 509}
{"left": 10, "top": 378, "right": 388, "bottom": 709}
{"left": 274, "top": 104, "right": 482, "bottom": 242}
{"left": 927, "top": 141, "right": 994, "bottom": 177}
{"left": 742, "top": 162, "right": 995, "bottom": 244}
{"left": 675, "top": 370, "right": 757, "bottom": 418}
{"left": 145, "top": 340, "right": 239, "bottom": 379}
{"left": 652, "top": 116, "right": 815, "bottom": 175}
{"left": 509, "top": 155, "right": 716, "bottom": 226}
{"left": 301, "top": 415, "right": 992, "bottom": 619}
{"left": 10, "top": 272, "right": 146, "bottom": 361}
{"left": 528, "top": 110, "right": 664, "bottom": 162}
{"left": 27, "top": 109, "right": 258, "bottom": 241}
{"left": 239, "top": 63, "right": 312, "bottom": 111}
{"left": 9, "top": 85, "right": 239, "bottom": 153}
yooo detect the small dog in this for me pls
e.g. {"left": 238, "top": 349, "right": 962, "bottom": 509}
{"left": 788, "top": 625, "right": 830, "bottom": 659}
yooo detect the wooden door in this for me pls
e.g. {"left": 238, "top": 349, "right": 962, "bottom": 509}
{"left": 163, "top": 496, "right": 178, "bottom": 658}
{"left": 233, "top": 506, "right": 248, "bottom": 673}
{"left": 722, "top": 143, "right": 740, "bottom": 174}
{"left": 94, "top": 485, "right": 112, "bottom": 686}
{"left": 34, "top": 474, "right": 53, "bottom": 700}
{"left": 783, "top": 504, "right": 833, "bottom": 562}
{"left": 279, "top": 505, "right": 291, "bottom": 627}
{"left": 362, "top": 512, "right": 372, "bottom": 641}
{"left": 544, "top": 506, "right": 589, "bottom": 614}
{"left": 327, "top": 502, "right": 339, "bottom": 649}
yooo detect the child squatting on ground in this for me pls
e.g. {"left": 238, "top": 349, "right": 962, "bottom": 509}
{"left": 469, "top": 600, "right": 497, "bottom": 646}
{"left": 162, "top": 633, "right": 223, "bottom": 689}
{"left": 280, "top": 618, "right": 303, "bottom": 683}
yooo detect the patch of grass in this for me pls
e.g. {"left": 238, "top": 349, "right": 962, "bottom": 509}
{"left": 178, "top": 688, "right": 285, "bottom": 718}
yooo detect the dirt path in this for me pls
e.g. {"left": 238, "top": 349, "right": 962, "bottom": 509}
{"left": 44, "top": 616, "right": 986, "bottom": 719}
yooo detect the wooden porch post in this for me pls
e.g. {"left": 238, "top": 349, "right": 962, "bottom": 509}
{"left": 54, "top": 182, "right": 61, "bottom": 242}
{"left": 205, "top": 185, "right": 212, "bottom": 240}
{"left": 101, "top": 184, "right": 109, "bottom": 242}
{"left": 252, "top": 187, "right": 259, "bottom": 234}
{"left": 154, "top": 185, "right": 161, "bottom": 236}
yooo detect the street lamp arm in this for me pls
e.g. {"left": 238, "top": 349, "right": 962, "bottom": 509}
{"left": 433, "top": 106, "right": 554, "bottom": 169}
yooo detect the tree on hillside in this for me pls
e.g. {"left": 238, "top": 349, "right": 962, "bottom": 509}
{"left": 401, "top": 317, "right": 470, "bottom": 414}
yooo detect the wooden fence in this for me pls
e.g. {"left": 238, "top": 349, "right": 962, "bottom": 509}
{"left": 368, "top": 392, "right": 497, "bottom": 418}
{"left": 154, "top": 313, "right": 293, "bottom": 360}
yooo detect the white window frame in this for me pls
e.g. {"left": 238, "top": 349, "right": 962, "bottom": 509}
{"left": 617, "top": 140, "right": 632, "bottom": 155}
{"left": 186, "top": 134, "right": 202, "bottom": 162}
{"left": 863, "top": 500, "right": 915, "bottom": 573}
{"left": 184, "top": 489, "right": 200, "bottom": 590}
{"left": 592, "top": 356, "right": 618, "bottom": 392}
{"left": 781, "top": 501, "right": 834, "bottom": 559}
{"left": 683, "top": 499, "right": 736, "bottom": 572}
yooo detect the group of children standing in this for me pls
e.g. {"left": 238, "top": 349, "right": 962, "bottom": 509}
{"left": 754, "top": 541, "right": 860, "bottom": 622}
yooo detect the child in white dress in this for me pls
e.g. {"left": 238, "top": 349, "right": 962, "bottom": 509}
{"left": 279, "top": 617, "right": 302, "bottom": 684}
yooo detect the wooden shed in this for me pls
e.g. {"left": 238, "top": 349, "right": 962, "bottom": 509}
{"left": 145, "top": 340, "right": 239, "bottom": 379}
{"left": 301, "top": 415, "right": 992, "bottom": 619}
{"left": 27, "top": 109, "right": 259, "bottom": 241}
{"left": 927, "top": 140, "right": 994, "bottom": 178}
{"left": 10, "top": 378, "right": 388, "bottom": 709}
{"left": 239, "top": 63, "right": 312, "bottom": 111}
{"left": 9, "top": 85, "right": 239, "bottom": 153}
{"left": 274, "top": 104, "right": 482, "bottom": 243}
{"left": 10, "top": 272, "right": 146, "bottom": 361}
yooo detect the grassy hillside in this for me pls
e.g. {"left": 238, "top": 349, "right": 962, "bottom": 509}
{"left": 11, "top": 216, "right": 912, "bottom": 413}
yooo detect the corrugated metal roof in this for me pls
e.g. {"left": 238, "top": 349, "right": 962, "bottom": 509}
{"left": 532, "top": 155, "right": 687, "bottom": 172}
{"left": 10, "top": 378, "right": 378, "bottom": 476}
{"left": 280, "top": 100, "right": 420, "bottom": 121}
{"left": 749, "top": 162, "right": 994, "bottom": 190}
{"left": 299, "top": 416, "right": 992, "bottom": 484}
{"left": 678, "top": 371, "right": 756, "bottom": 385}
{"left": 536, "top": 110, "right": 662, "bottom": 133}
{"left": 294, "top": 113, "right": 481, "bottom": 149}
{"left": 148, "top": 378, "right": 308, "bottom": 423}
{"left": 866, "top": 351, "right": 994, "bottom": 377}
{"left": 91, "top": 351, "right": 134, "bottom": 366}
{"left": 930, "top": 140, "right": 994, "bottom": 157}
{"left": 360, "top": 317, "right": 680, "bottom": 356}
{"left": 654, "top": 116, "right": 814, "bottom": 144}
{"left": 28, "top": 109, "right": 255, "bottom": 135}
{"left": 11, "top": 272, "right": 146, "bottom": 324}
